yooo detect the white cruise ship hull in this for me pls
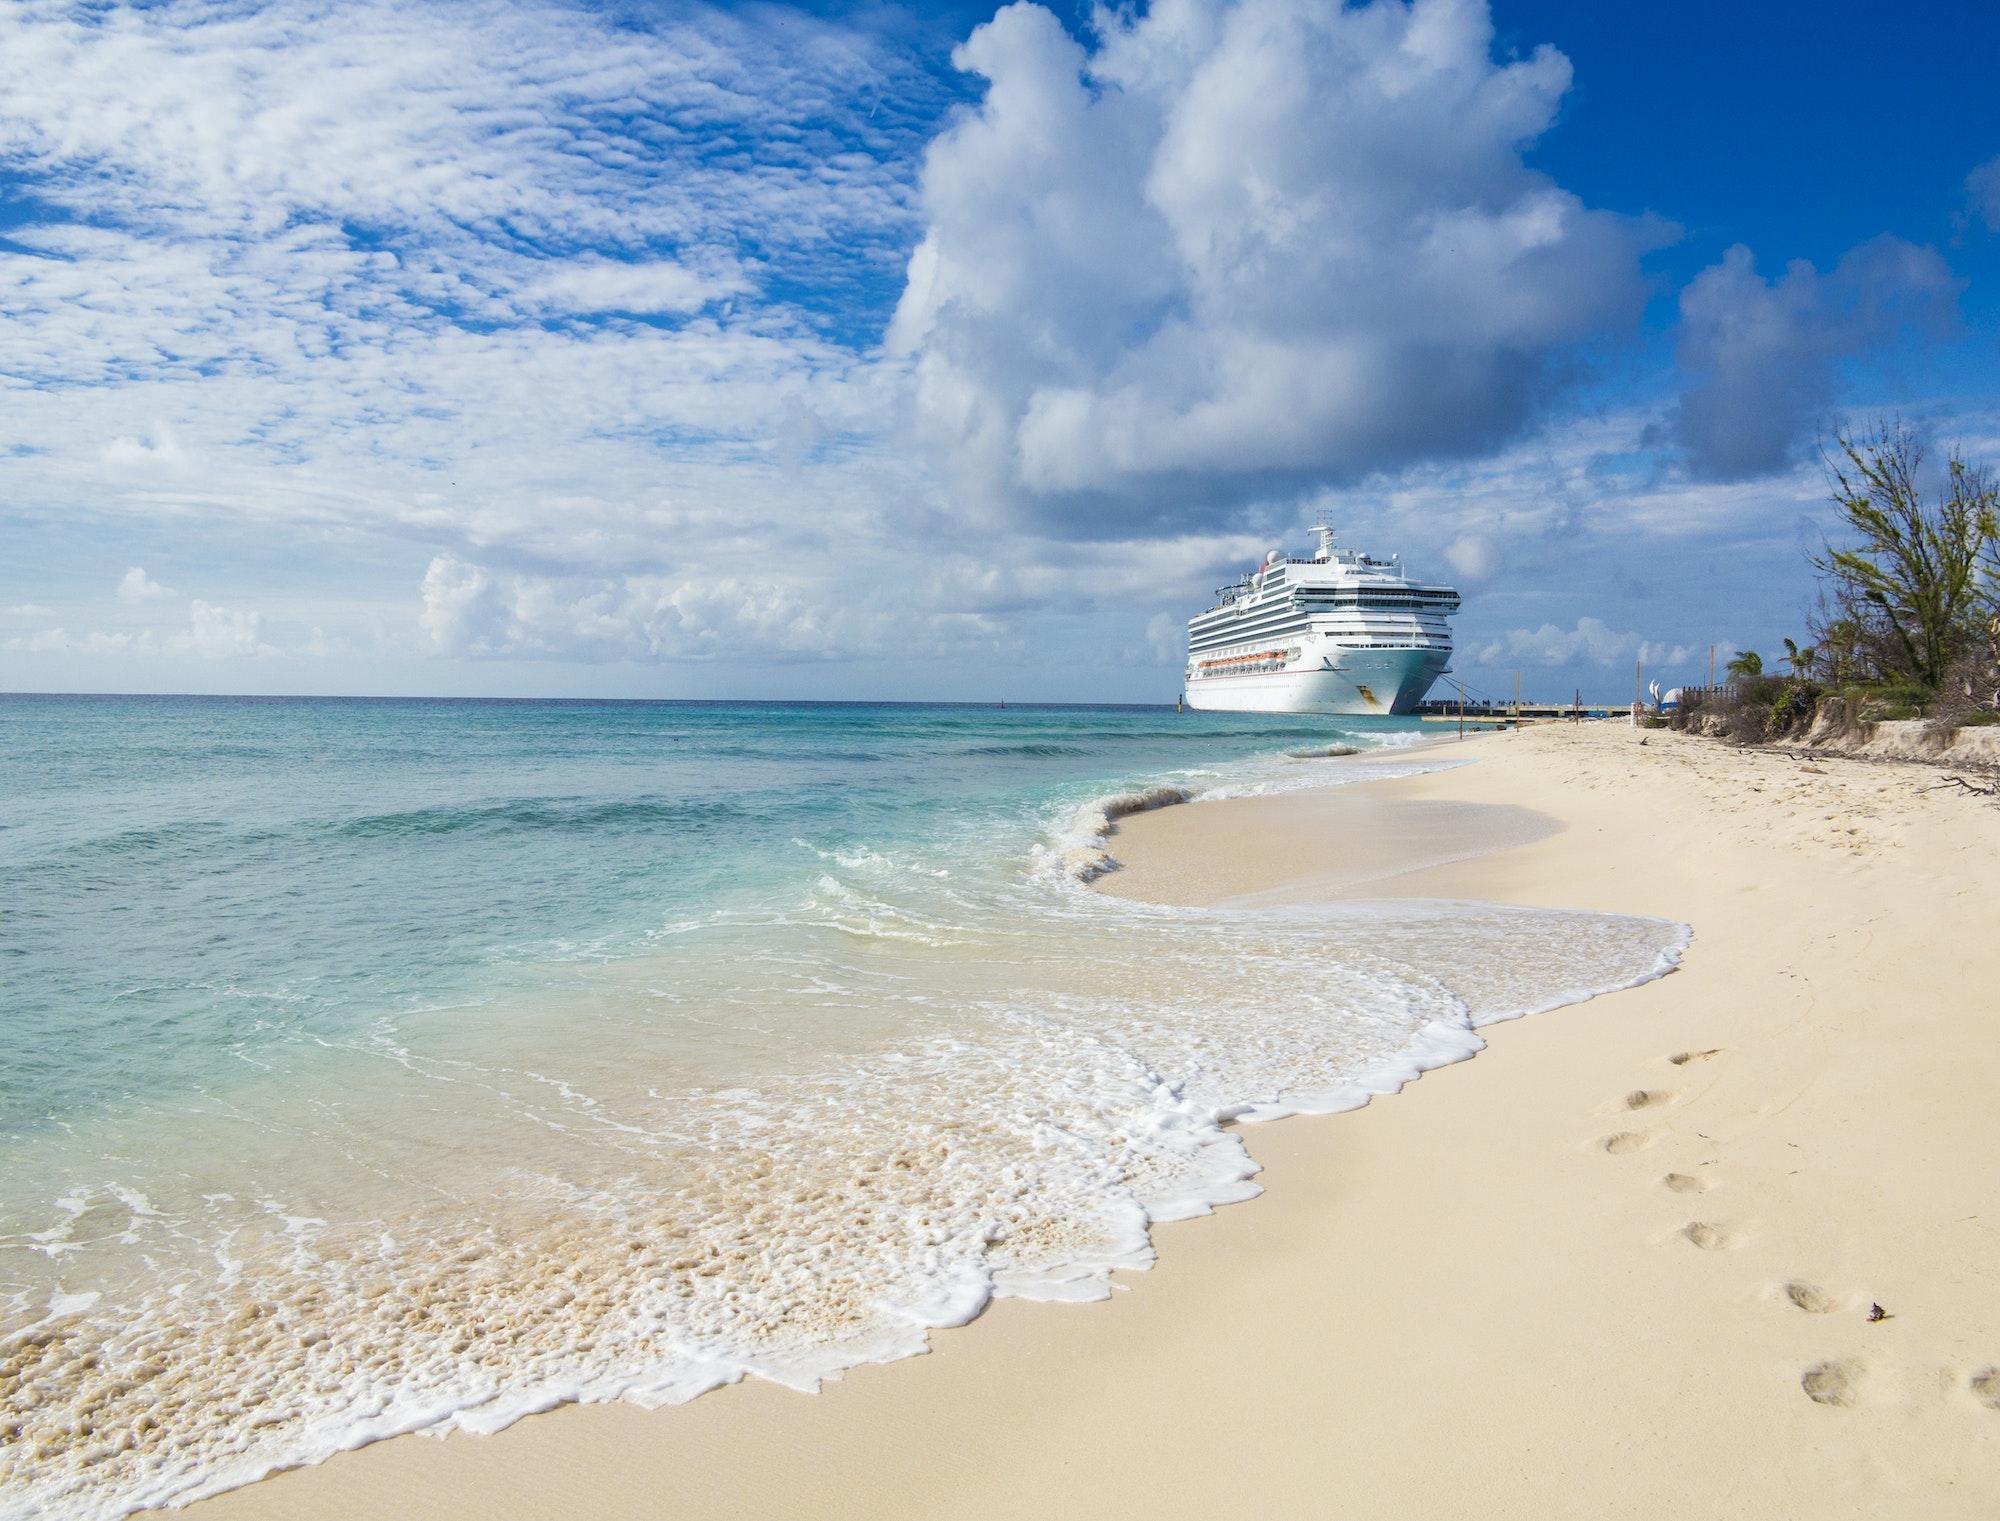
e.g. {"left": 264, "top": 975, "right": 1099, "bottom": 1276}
{"left": 1185, "top": 646, "right": 1449, "bottom": 716}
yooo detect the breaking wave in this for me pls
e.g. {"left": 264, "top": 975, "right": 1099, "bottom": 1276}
{"left": 2, "top": 698, "right": 1686, "bottom": 1520}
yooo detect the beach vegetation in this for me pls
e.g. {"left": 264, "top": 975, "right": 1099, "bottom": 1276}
{"left": 1675, "top": 420, "right": 1999, "bottom": 745}
{"left": 1808, "top": 422, "right": 1998, "bottom": 696}
{"left": 1767, "top": 680, "right": 1822, "bottom": 736}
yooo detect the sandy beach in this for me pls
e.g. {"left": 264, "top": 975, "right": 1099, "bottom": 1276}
{"left": 179, "top": 720, "right": 2000, "bottom": 1520}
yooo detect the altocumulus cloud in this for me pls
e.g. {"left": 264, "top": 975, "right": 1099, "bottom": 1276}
{"left": 0, "top": 0, "right": 1979, "bottom": 693}
{"left": 890, "top": 0, "right": 1656, "bottom": 527}
{"left": 0, "top": 0, "right": 971, "bottom": 667}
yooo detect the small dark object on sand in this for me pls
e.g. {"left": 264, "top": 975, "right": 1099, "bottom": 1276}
{"left": 1867, "top": 1303, "right": 1890, "bottom": 1322}
{"left": 1925, "top": 774, "right": 1996, "bottom": 797}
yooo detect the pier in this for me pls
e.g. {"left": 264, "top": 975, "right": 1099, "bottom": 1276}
{"left": 1414, "top": 698, "right": 1620, "bottom": 722}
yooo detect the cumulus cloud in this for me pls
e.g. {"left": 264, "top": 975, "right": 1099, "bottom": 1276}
{"left": 2, "top": 628, "right": 141, "bottom": 655}
{"left": 7, "top": 603, "right": 55, "bottom": 617}
{"left": 890, "top": 0, "right": 1653, "bottom": 526}
{"left": 117, "top": 567, "right": 171, "bottom": 601}
{"left": 415, "top": 527, "right": 1270, "bottom": 668}
{"left": 173, "top": 600, "right": 272, "bottom": 658}
{"left": 3, "top": 599, "right": 269, "bottom": 658}
{"left": 1669, "top": 237, "right": 1958, "bottom": 480}
{"left": 418, "top": 554, "right": 888, "bottom": 664}
{"left": 1476, "top": 616, "right": 1659, "bottom": 668}
{"left": 1442, "top": 534, "right": 1496, "bottom": 580}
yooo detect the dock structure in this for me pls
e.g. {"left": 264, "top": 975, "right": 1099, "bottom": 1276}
{"left": 1414, "top": 698, "right": 1620, "bottom": 722}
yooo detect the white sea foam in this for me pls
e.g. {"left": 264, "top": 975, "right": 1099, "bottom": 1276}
{"left": 0, "top": 739, "right": 1688, "bottom": 1521}
{"left": 1052, "top": 732, "right": 1461, "bottom": 882}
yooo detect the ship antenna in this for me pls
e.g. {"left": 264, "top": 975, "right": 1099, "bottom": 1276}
{"left": 1309, "top": 524, "right": 1337, "bottom": 562}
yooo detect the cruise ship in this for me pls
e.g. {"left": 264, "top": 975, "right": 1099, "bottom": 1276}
{"left": 1183, "top": 527, "right": 1459, "bottom": 715}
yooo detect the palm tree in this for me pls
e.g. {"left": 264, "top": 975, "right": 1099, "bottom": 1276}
{"left": 1727, "top": 649, "right": 1763, "bottom": 680}
{"left": 1782, "top": 637, "right": 1817, "bottom": 680}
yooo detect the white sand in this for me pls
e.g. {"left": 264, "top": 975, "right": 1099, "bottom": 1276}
{"left": 181, "top": 722, "right": 2000, "bottom": 1520}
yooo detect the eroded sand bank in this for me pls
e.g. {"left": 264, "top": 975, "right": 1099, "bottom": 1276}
{"left": 181, "top": 722, "right": 2000, "bottom": 1521}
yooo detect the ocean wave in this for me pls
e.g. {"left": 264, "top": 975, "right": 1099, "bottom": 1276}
{"left": 955, "top": 742, "right": 1088, "bottom": 757}
{"left": 334, "top": 796, "right": 748, "bottom": 840}
{"left": 0, "top": 894, "right": 1686, "bottom": 1521}
{"left": 1056, "top": 783, "right": 1197, "bottom": 881}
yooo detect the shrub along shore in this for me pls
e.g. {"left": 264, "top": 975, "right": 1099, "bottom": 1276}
{"left": 1675, "top": 422, "right": 2000, "bottom": 749}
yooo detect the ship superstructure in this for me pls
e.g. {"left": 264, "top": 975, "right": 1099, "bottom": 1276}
{"left": 1183, "top": 527, "right": 1458, "bottom": 715}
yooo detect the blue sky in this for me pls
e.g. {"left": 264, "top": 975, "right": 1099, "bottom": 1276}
{"left": 1, "top": 0, "right": 1996, "bottom": 703}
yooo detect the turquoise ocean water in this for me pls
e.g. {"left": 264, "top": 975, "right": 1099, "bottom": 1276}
{"left": 0, "top": 696, "right": 1684, "bottom": 1516}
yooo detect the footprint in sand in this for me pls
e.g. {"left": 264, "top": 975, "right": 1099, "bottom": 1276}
{"left": 1681, "top": 1221, "right": 1735, "bottom": 1250}
{"left": 1625, "top": 1089, "right": 1671, "bottom": 1110}
{"left": 1783, "top": 1282, "right": 1834, "bottom": 1314}
{"left": 1668, "top": 1049, "right": 1723, "bottom": 1066}
{"left": 1662, "top": 1172, "right": 1710, "bottom": 1193}
{"left": 1601, "top": 1131, "right": 1652, "bottom": 1154}
{"left": 1802, "top": 1360, "right": 1861, "bottom": 1407}
{"left": 1971, "top": 1369, "right": 2000, "bottom": 1410}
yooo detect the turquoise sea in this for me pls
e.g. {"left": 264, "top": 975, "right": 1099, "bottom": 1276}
{"left": 0, "top": 696, "right": 1684, "bottom": 1517}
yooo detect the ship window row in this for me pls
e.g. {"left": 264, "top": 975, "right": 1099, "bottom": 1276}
{"left": 1190, "top": 629, "right": 1311, "bottom": 652}
{"left": 1194, "top": 617, "right": 1445, "bottom": 646}
{"left": 1193, "top": 608, "right": 1453, "bottom": 632}
{"left": 1294, "top": 598, "right": 1458, "bottom": 611}
{"left": 1190, "top": 622, "right": 1445, "bottom": 650}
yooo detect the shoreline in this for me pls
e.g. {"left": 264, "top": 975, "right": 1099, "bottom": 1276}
{"left": 176, "top": 721, "right": 2000, "bottom": 1519}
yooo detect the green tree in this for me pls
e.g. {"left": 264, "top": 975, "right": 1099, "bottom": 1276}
{"left": 1727, "top": 649, "right": 1763, "bottom": 680}
{"left": 1811, "top": 422, "right": 1998, "bottom": 692}
{"left": 1781, "top": 637, "right": 1817, "bottom": 679}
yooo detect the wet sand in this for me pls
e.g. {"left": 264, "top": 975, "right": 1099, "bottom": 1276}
{"left": 183, "top": 721, "right": 2000, "bottom": 1520}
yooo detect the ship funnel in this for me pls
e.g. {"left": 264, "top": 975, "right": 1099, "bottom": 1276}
{"left": 1309, "top": 524, "right": 1337, "bottom": 561}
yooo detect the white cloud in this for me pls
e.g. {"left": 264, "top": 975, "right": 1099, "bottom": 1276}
{"left": 102, "top": 424, "right": 187, "bottom": 471}
{"left": 1477, "top": 616, "right": 1649, "bottom": 668}
{"left": 418, "top": 554, "right": 888, "bottom": 664}
{"left": 171, "top": 600, "right": 272, "bottom": 658}
{"left": 0, "top": 0, "right": 937, "bottom": 592}
{"left": 4, "top": 600, "right": 270, "bottom": 658}
{"left": 117, "top": 567, "right": 171, "bottom": 601}
{"left": 414, "top": 527, "right": 1270, "bottom": 668}
{"left": 1, "top": 628, "right": 141, "bottom": 655}
{"left": 6, "top": 603, "right": 55, "bottom": 617}
{"left": 520, "top": 259, "right": 750, "bottom": 317}
{"left": 1442, "top": 534, "right": 1496, "bottom": 580}
{"left": 890, "top": 0, "right": 1653, "bottom": 524}
{"left": 1670, "top": 237, "right": 1957, "bottom": 479}
{"left": 0, "top": 0, "right": 1979, "bottom": 700}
